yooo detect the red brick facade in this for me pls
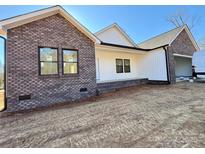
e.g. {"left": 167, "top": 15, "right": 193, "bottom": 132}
{"left": 6, "top": 14, "right": 96, "bottom": 111}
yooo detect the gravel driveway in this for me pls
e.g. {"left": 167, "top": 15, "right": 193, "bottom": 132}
{"left": 1, "top": 82, "right": 205, "bottom": 148}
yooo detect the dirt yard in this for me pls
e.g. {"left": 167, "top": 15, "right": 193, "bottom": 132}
{"left": 1, "top": 82, "right": 205, "bottom": 148}
{"left": 0, "top": 90, "right": 4, "bottom": 111}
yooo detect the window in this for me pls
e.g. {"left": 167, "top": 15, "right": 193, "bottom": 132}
{"left": 124, "top": 59, "right": 130, "bottom": 73}
{"left": 39, "top": 47, "right": 58, "bottom": 75}
{"left": 116, "top": 59, "right": 131, "bottom": 73}
{"left": 116, "top": 59, "right": 123, "bottom": 73}
{"left": 63, "top": 49, "right": 78, "bottom": 74}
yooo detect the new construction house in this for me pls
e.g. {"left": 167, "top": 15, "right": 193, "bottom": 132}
{"left": 0, "top": 6, "right": 199, "bottom": 112}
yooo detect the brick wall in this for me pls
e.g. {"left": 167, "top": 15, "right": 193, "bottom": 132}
{"left": 97, "top": 78, "right": 148, "bottom": 94}
{"left": 6, "top": 14, "right": 96, "bottom": 111}
{"left": 167, "top": 29, "right": 197, "bottom": 83}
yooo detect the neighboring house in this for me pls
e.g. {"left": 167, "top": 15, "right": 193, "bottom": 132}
{"left": 0, "top": 5, "right": 199, "bottom": 112}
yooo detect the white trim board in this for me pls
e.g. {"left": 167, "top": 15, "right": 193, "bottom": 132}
{"left": 0, "top": 5, "right": 100, "bottom": 44}
{"left": 95, "top": 44, "right": 146, "bottom": 54}
{"left": 173, "top": 53, "right": 192, "bottom": 58}
{"left": 95, "top": 23, "right": 137, "bottom": 47}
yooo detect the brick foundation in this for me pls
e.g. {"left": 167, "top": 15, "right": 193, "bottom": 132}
{"left": 97, "top": 78, "right": 148, "bottom": 94}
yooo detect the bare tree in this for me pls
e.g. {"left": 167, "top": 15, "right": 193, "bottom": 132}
{"left": 166, "top": 9, "right": 200, "bottom": 30}
{"left": 167, "top": 9, "right": 203, "bottom": 50}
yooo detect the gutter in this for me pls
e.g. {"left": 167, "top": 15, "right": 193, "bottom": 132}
{"left": 100, "top": 41, "right": 171, "bottom": 83}
{"left": 100, "top": 41, "right": 169, "bottom": 52}
{"left": 163, "top": 46, "right": 171, "bottom": 84}
{"left": 0, "top": 35, "right": 6, "bottom": 111}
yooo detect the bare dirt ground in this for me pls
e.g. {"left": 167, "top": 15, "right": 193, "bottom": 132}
{"left": 1, "top": 82, "right": 205, "bottom": 148}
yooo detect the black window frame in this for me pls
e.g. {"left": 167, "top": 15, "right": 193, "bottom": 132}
{"left": 124, "top": 59, "right": 131, "bottom": 73}
{"left": 38, "top": 47, "right": 59, "bottom": 76}
{"left": 116, "top": 59, "right": 124, "bottom": 73}
{"left": 62, "top": 48, "right": 79, "bottom": 75}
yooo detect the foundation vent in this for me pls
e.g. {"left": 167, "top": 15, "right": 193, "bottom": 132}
{"left": 19, "top": 95, "right": 31, "bottom": 101}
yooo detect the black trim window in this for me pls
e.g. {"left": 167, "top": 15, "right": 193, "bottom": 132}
{"left": 116, "top": 59, "right": 123, "bottom": 73}
{"left": 124, "top": 59, "right": 130, "bottom": 73}
{"left": 63, "top": 49, "right": 78, "bottom": 74}
{"left": 116, "top": 59, "right": 131, "bottom": 73}
{"left": 39, "top": 47, "right": 58, "bottom": 75}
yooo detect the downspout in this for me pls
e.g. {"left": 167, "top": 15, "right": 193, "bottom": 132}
{"left": 163, "top": 46, "right": 171, "bottom": 84}
{"left": 0, "top": 35, "right": 7, "bottom": 111}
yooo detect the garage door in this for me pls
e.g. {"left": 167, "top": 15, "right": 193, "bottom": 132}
{"left": 174, "top": 56, "right": 192, "bottom": 77}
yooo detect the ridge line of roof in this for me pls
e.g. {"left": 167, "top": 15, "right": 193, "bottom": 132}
{"left": 95, "top": 23, "right": 137, "bottom": 47}
{"left": 58, "top": 5, "right": 100, "bottom": 43}
{"left": 114, "top": 23, "right": 137, "bottom": 47}
{"left": 0, "top": 5, "right": 100, "bottom": 44}
{"left": 0, "top": 5, "right": 60, "bottom": 22}
{"left": 137, "top": 25, "right": 184, "bottom": 45}
{"left": 94, "top": 23, "right": 116, "bottom": 35}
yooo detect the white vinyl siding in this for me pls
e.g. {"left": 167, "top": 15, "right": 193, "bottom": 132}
{"left": 96, "top": 27, "right": 134, "bottom": 47}
{"left": 96, "top": 50, "right": 143, "bottom": 82}
{"left": 96, "top": 47, "right": 168, "bottom": 82}
{"left": 138, "top": 48, "right": 168, "bottom": 81}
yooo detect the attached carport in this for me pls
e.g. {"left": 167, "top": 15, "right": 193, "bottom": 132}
{"left": 174, "top": 54, "right": 192, "bottom": 79}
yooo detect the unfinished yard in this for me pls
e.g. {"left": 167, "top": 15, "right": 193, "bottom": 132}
{"left": 1, "top": 82, "right": 205, "bottom": 148}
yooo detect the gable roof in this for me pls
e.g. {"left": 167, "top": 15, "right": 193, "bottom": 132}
{"left": 0, "top": 5, "right": 100, "bottom": 44}
{"left": 95, "top": 23, "right": 137, "bottom": 47}
{"left": 138, "top": 25, "right": 200, "bottom": 50}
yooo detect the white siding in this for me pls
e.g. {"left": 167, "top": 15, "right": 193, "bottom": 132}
{"left": 96, "top": 27, "right": 134, "bottom": 47}
{"left": 96, "top": 50, "right": 144, "bottom": 82}
{"left": 95, "top": 48, "right": 168, "bottom": 82}
{"left": 138, "top": 48, "right": 168, "bottom": 81}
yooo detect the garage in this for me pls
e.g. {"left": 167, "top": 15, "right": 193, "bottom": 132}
{"left": 174, "top": 54, "right": 192, "bottom": 79}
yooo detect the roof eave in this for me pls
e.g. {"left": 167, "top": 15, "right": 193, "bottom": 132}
{"left": 0, "top": 5, "right": 100, "bottom": 44}
{"left": 100, "top": 41, "right": 168, "bottom": 51}
{"left": 96, "top": 44, "right": 147, "bottom": 54}
{"left": 58, "top": 7, "right": 100, "bottom": 44}
{"left": 95, "top": 23, "right": 137, "bottom": 47}
{"left": 169, "top": 25, "right": 200, "bottom": 51}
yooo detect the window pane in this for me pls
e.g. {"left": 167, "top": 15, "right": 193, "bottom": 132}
{"left": 116, "top": 59, "right": 123, "bottom": 66}
{"left": 124, "top": 66, "right": 130, "bottom": 73}
{"left": 116, "top": 59, "right": 123, "bottom": 73}
{"left": 41, "top": 62, "right": 58, "bottom": 75}
{"left": 64, "top": 63, "right": 78, "bottom": 74}
{"left": 124, "top": 59, "right": 130, "bottom": 66}
{"left": 40, "top": 48, "right": 57, "bottom": 61}
{"left": 124, "top": 59, "right": 130, "bottom": 73}
{"left": 117, "top": 66, "right": 123, "bottom": 73}
{"left": 63, "top": 50, "right": 77, "bottom": 62}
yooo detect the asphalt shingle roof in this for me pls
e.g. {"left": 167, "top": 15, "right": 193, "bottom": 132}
{"left": 138, "top": 26, "right": 184, "bottom": 49}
